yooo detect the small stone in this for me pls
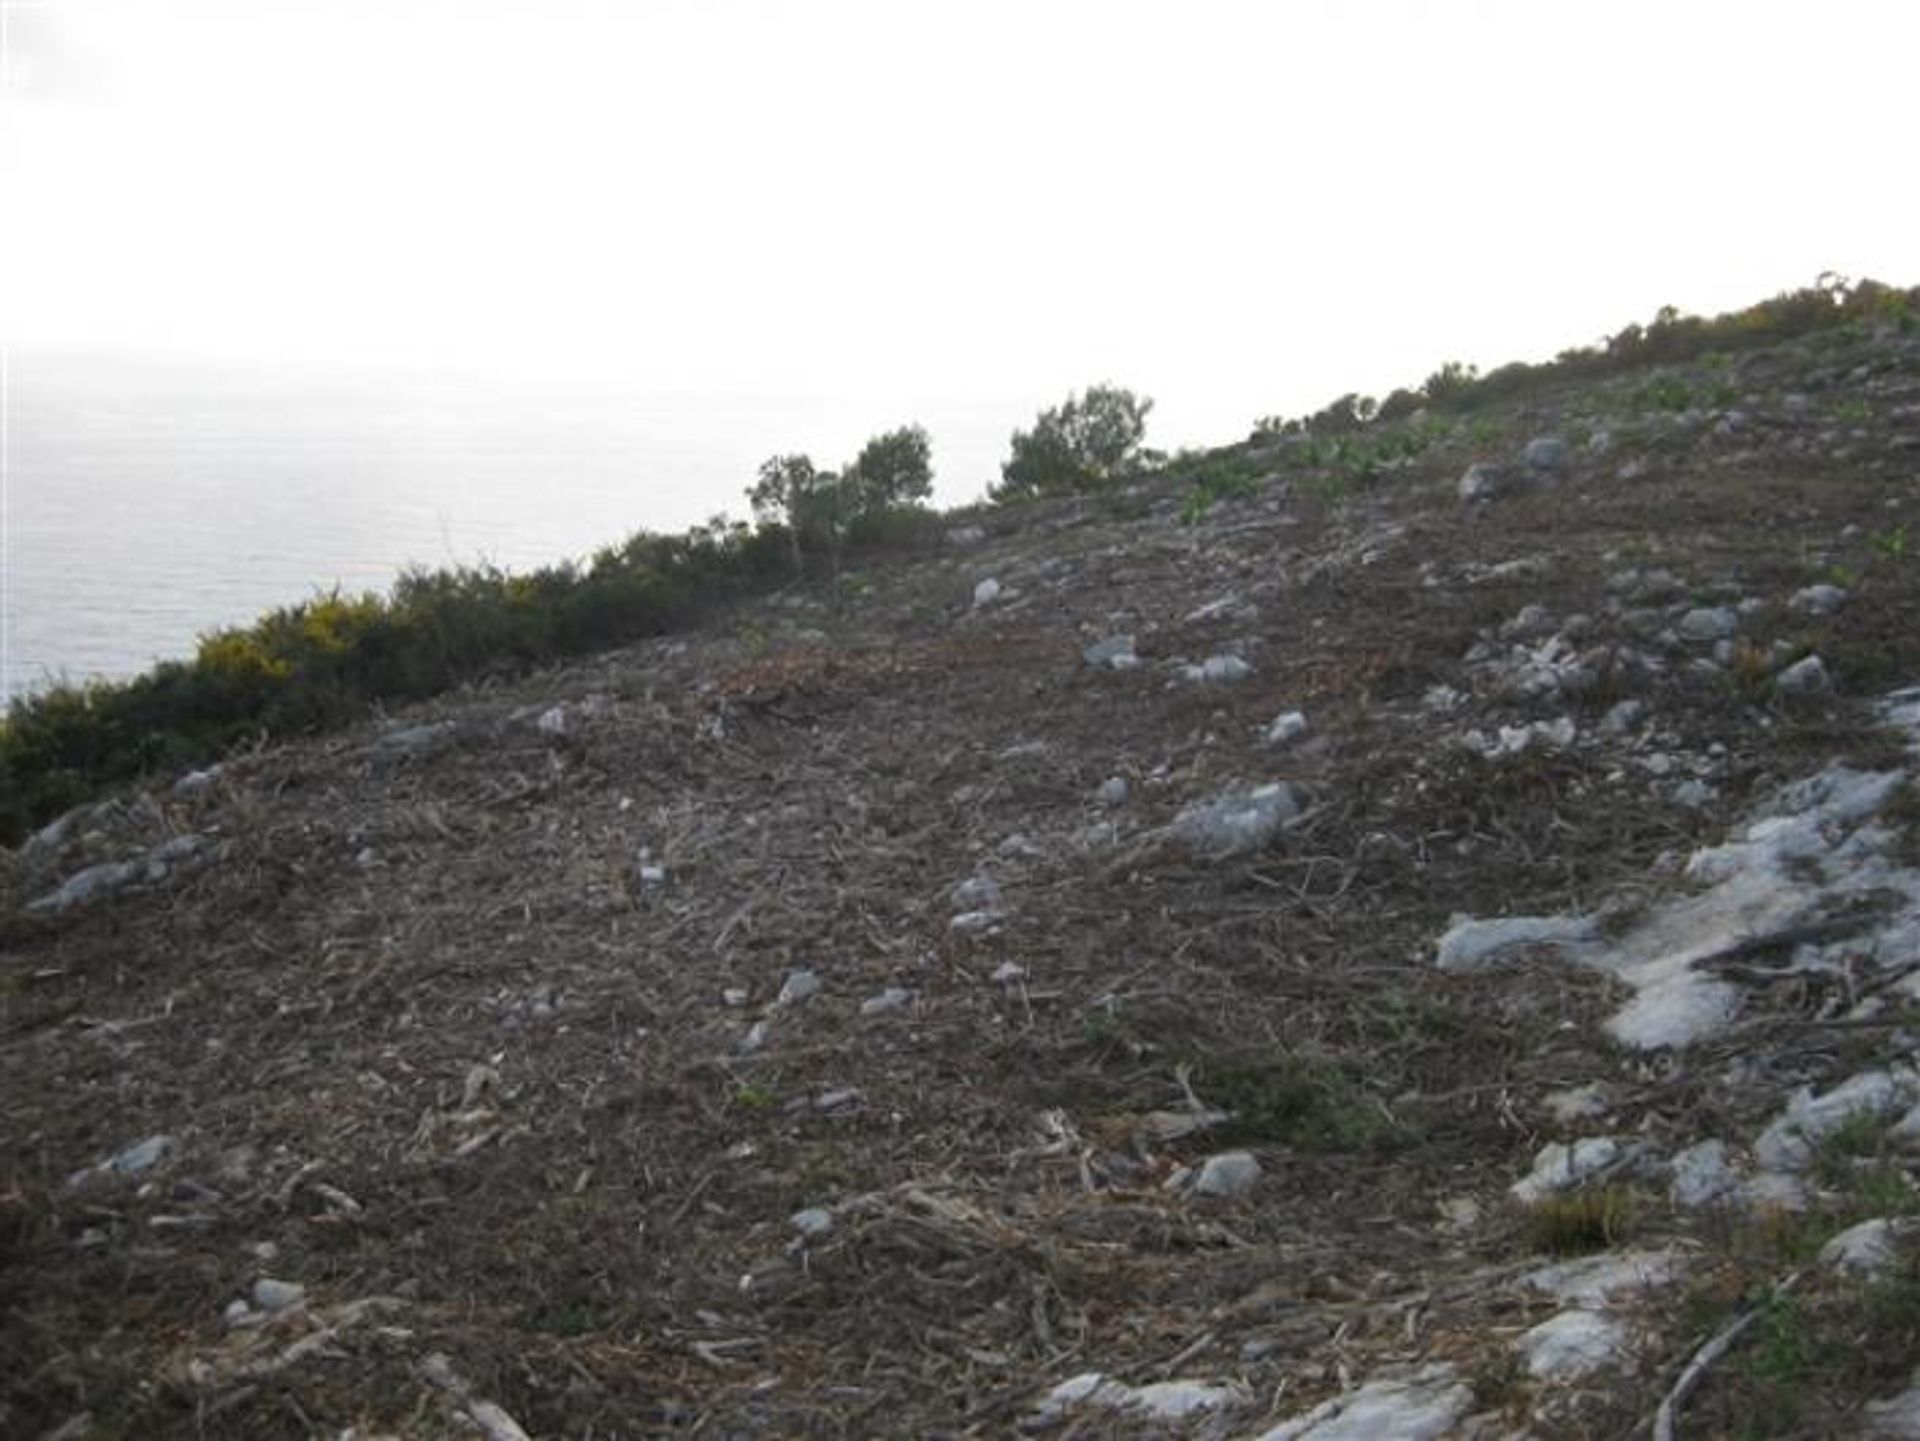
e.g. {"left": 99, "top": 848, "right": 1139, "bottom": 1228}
{"left": 1599, "top": 698, "right": 1646, "bottom": 735}
{"left": 1821, "top": 1218, "right": 1901, "bottom": 1277}
{"left": 1253, "top": 1364, "right": 1471, "bottom": 1441}
{"left": 1524, "top": 436, "right": 1569, "bottom": 473}
{"left": 1265, "top": 711, "right": 1309, "bottom": 747}
{"left": 1774, "top": 654, "right": 1832, "bottom": 696}
{"left": 721, "top": 987, "right": 749, "bottom": 1007}
{"left": 223, "top": 1298, "right": 260, "bottom": 1329}
{"left": 107, "top": 1135, "right": 175, "bottom": 1177}
{"left": 1459, "top": 462, "right": 1511, "bottom": 503}
{"left": 1511, "top": 1137, "right": 1627, "bottom": 1205}
{"left": 1096, "top": 776, "right": 1129, "bottom": 807}
{"left": 1193, "top": 1150, "right": 1261, "bottom": 1199}
{"left": 775, "top": 969, "right": 820, "bottom": 1007}
{"left": 790, "top": 1207, "right": 834, "bottom": 1239}
{"left": 1522, "top": 1309, "right": 1627, "bottom": 1380}
{"left": 1791, "top": 584, "right": 1848, "bottom": 615}
{"left": 814, "top": 1088, "right": 862, "bottom": 1112}
{"left": 1670, "top": 1139, "right": 1741, "bottom": 1209}
{"left": 1501, "top": 603, "right": 1555, "bottom": 639}
{"left": 536, "top": 705, "right": 568, "bottom": 736}
{"left": 1671, "top": 779, "right": 1715, "bottom": 808}
{"left": 1170, "top": 782, "right": 1300, "bottom": 860}
{"left": 740, "top": 1021, "right": 770, "bottom": 1053}
{"left": 1082, "top": 634, "right": 1137, "bottom": 668}
{"left": 859, "top": 987, "right": 912, "bottom": 1016}
{"left": 27, "top": 860, "right": 145, "bottom": 914}
{"left": 972, "top": 577, "right": 1001, "bottom": 607}
{"left": 951, "top": 874, "right": 1001, "bottom": 910}
{"left": 950, "top": 908, "right": 1005, "bottom": 935}
{"left": 251, "top": 1278, "right": 306, "bottom": 1313}
{"left": 1677, "top": 606, "right": 1739, "bottom": 643}
{"left": 990, "top": 961, "right": 1026, "bottom": 984}
{"left": 1186, "top": 654, "right": 1253, "bottom": 684}
{"left": 173, "top": 767, "right": 222, "bottom": 796}
{"left": 1754, "top": 1069, "right": 1920, "bottom": 1172}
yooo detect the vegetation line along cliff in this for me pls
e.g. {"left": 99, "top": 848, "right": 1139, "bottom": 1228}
{"left": 6, "top": 276, "right": 1920, "bottom": 1438}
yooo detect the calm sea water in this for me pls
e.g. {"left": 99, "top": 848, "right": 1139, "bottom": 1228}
{"left": 2, "top": 354, "right": 1005, "bottom": 705}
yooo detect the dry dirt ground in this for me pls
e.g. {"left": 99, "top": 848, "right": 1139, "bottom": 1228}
{"left": 8, "top": 324, "right": 1920, "bottom": 1438}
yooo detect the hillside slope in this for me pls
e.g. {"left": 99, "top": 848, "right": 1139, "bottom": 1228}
{"left": 8, "top": 320, "right": 1920, "bottom": 1438}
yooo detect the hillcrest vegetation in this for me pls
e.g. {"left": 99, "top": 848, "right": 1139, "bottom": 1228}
{"left": 3, "top": 274, "right": 1915, "bottom": 847}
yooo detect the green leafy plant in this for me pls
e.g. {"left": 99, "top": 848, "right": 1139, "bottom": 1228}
{"left": 993, "top": 384, "right": 1155, "bottom": 499}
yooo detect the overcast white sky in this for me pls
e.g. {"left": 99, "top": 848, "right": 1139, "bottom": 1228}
{"left": 4, "top": 0, "right": 1917, "bottom": 479}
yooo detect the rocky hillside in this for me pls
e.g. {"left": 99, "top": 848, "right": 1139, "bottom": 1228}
{"left": 8, "top": 318, "right": 1920, "bottom": 1439}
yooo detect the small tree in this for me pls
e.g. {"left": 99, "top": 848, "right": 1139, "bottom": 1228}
{"left": 747, "top": 453, "right": 828, "bottom": 576}
{"left": 845, "top": 424, "right": 933, "bottom": 518}
{"left": 994, "top": 384, "right": 1153, "bottom": 499}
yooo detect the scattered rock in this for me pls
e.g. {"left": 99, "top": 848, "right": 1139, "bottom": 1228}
{"left": 1434, "top": 914, "right": 1597, "bottom": 973}
{"left": 972, "top": 578, "right": 1002, "bottom": 608}
{"left": 1192, "top": 1150, "right": 1261, "bottom": 1198}
{"left": 1671, "top": 778, "right": 1716, "bottom": 808}
{"left": 1265, "top": 710, "right": 1309, "bottom": 747}
{"left": 951, "top": 874, "right": 1001, "bottom": 911}
{"left": 1791, "top": 583, "right": 1849, "bottom": 615}
{"left": 1524, "top": 1249, "right": 1682, "bottom": 1306}
{"left": 1774, "top": 653, "right": 1832, "bottom": 696}
{"left": 1863, "top": 1376, "right": 1920, "bottom": 1438}
{"left": 1184, "top": 654, "right": 1253, "bottom": 684}
{"left": 859, "top": 988, "right": 912, "bottom": 1016}
{"left": 1462, "top": 716, "right": 1577, "bottom": 759}
{"left": 1081, "top": 634, "right": 1138, "bottom": 669}
{"left": 949, "top": 910, "right": 1004, "bottom": 934}
{"left": 790, "top": 1207, "right": 834, "bottom": 1239}
{"left": 1511, "top": 1136, "right": 1632, "bottom": 1204}
{"left": 1522, "top": 1308, "right": 1628, "bottom": 1380}
{"left": 1095, "top": 776, "right": 1129, "bottom": 807}
{"left": 28, "top": 859, "right": 144, "bottom": 913}
{"left": 93, "top": 1134, "right": 175, "bottom": 1181}
{"left": 1169, "top": 782, "right": 1300, "bottom": 859}
{"left": 1677, "top": 606, "right": 1739, "bottom": 643}
{"left": 1253, "top": 1364, "right": 1471, "bottom": 1441}
{"left": 1820, "top": 1217, "right": 1902, "bottom": 1277}
{"left": 1524, "top": 435, "right": 1570, "bottom": 473}
{"left": 1669, "top": 1139, "right": 1742, "bottom": 1209}
{"left": 251, "top": 1278, "right": 306, "bottom": 1313}
{"left": 1459, "top": 462, "right": 1511, "bottom": 503}
{"left": 1754, "top": 1068, "right": 1920, "bottom": 1172}
{"left": 173, "top": 766, "right": 222, "bottom": 796}
{"left": 775, "top": 970, "right": 821, "bottom": 1007}
{"left": 1032, "top": 1372, "right": 1246, "bottom": 1426}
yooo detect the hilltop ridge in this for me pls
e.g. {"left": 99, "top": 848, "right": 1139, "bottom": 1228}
{"left": 8, "top": 303, "right": 1920, "bottom": 1437}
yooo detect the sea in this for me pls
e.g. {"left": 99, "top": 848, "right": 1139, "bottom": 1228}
{"left": 2, "top": 353, "right": 1010, "bottom": 706}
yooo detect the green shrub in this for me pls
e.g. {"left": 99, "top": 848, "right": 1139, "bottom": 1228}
{"left": 993, "top": 384, "right": 1155, "bottom": 499}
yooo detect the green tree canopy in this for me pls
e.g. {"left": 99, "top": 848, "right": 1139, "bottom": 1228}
{"left": 995, "top": 384, "right": 1153, "bottom": 498}
{"left": 846, "top": 424, "right": 933, "bottom": 516}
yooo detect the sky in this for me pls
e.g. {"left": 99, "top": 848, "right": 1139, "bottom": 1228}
{"left": 3, "top": 0, "right": 1918, "bottom": 502}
